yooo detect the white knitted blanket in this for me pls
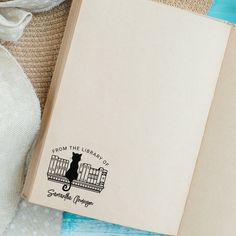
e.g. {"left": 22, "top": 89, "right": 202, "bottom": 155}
{"left": 0, "top": 0, "right": 65, "bottom": 235}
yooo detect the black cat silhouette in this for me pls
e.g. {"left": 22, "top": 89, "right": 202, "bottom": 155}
{"left": 62, "top": 152, "right": 82, "bottom": 191}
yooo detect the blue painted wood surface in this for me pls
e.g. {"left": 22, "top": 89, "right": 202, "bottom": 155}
{"left": 61, "top": 212, "right": 164, "bottom": 236}
{"left": 61, "top": 1, "right": 236, "bottom": 235}
{"left": 208, "top": 0, "right": 236, "bottom": 23}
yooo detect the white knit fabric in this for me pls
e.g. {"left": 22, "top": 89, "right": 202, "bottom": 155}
{"left": 0, "top": 8, "right": 31, "bottom": 41}
{"left": 0, "top": 0, "right": 66, "bottom": 235}
{"left": 0, "top": 0, "right": 66, "bottom": 42}
{"left": 0, "top": 45, "right": 40, "bottom": 234}
{"left": 4, "top": 201, "right": 62, "bottom": 236}
{"left": 0, "top": 0, "right": 66, "bottom": 13}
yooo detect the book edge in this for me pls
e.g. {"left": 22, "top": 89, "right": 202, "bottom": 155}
{"left": 21, "top": 0, "right": 83, "bottom": 200}
{"left": 177, "top": 25, "right": 233, "bottom": 235}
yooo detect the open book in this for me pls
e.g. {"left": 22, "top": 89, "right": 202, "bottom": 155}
{"left": 22, "top": 0, "right": 236, "bottom": 235}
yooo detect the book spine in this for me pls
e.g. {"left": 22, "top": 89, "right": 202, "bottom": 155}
{"left": 96, "top": 167, "right": 104, "bottom": 185}
{"left": 62, "top": 159, "right": 69, "bottom": 176}
{"left": 81, "top": 163, "right": 87, "bottom": 182}
{"left": 48, "top": 155, "right": 56, "bottom": 175}
{"left": 78, "top": 163, "right": 84, "bottom": 181}
{"left": 100, "top": 170, "right": 108, "bottom": 187}
{"left": 84, "top": 164, "right": 91, "bottom": 182}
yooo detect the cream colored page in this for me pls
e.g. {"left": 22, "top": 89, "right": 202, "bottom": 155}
{"left": 29, "top": 0, "right": 230, "bottom": 235}
{"left": 179, "top": 27, "right": 236, "bottom": 236}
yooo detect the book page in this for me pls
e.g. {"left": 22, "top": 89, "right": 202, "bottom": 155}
{"left": 179, "top": 27, "right": 236, "bottom": 236}
{"left": 25, "top": 0, "right": 231, "bottom": 235}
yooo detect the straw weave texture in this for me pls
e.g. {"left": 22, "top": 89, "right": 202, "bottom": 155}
{"left": 2, "top": 0, "right": 211, "bottom": 110}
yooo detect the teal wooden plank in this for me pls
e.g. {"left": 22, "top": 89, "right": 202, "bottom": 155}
{"left": 208, "top": 0, "right": 236, "bottom": 23}
{"left": 61, "top": 212, "right": 164, "bottom": 236}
